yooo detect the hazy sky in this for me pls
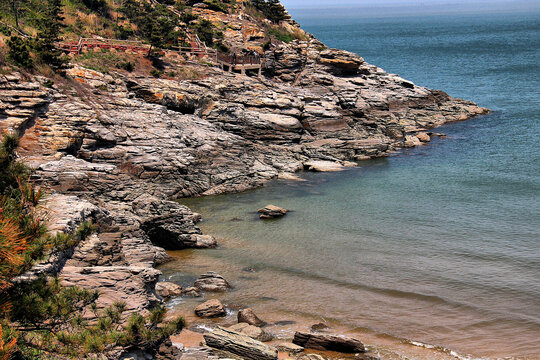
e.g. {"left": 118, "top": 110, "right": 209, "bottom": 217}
{"left": 281, "top": 0, "right": 536, "bottom": 8}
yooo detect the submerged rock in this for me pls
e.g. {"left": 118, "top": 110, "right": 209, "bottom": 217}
{"left": 203, "top": 326, "right": 278, "bottom": 360}
{"left": 194, "top": 272, "right": 231, "bottom": 292}
{"left": 183, "top": 287, "right": 202, "bottom": 297}
{"left": 195, "top": 299, "right": 226, "bottom": 318}
{"left": 238, "top": 308, "right": 267, "bottom": 327}
{"left": 257, "top": 205, "right": 289, "bottom": 219}
{"left": 292, "top": 332, "right": 366, "bottom": 353}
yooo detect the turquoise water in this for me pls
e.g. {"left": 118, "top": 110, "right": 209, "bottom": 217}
{"left": 163, "top": 12, "right": 540, "bottom": 359}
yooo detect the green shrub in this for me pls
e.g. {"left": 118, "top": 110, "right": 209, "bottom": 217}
{"left": 6, "top": 36, "right": 33, "bottom": 68}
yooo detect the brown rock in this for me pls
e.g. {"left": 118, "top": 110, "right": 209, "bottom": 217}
{"left": 292, "top": 332, "right": 366, "bottom": 353}
{"left": 257, "top": 205, "right": 289, "bottom": 219}
{"left": 274, "top": 342, "right": 304, "bottom": 354}
{"left": 183, "top": 287, "right": 201, "bottom": 297}
{"left": 228, "top": 323, "right": 273, "bottom": 342}
{"left": 194, "top": 272, "right": 231, "bottom": 292}
{"left": 194, "top": 299, "right": 226, "bottom": 318}
{"left": 416, "top": 132, "right": 431, "bottom": 142}
{"left": 155, "top": 281, "right": 183, "bottom": 299}
{"left": 238, "top": 308, "right": 267, "bottom": 327}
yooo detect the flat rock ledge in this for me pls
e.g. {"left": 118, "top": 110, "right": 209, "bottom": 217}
{"left": 203, "top": 326, "right": 278, "bottom": 360}
{"left": 257, "top": 205, "right": 289, "bottom": 219}
{"left": 293, "top": 332, "right": 366, "bottom": 353}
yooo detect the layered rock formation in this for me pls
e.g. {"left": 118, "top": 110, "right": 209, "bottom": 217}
{"left": 0, "top": 6, "right": 488, "bottom": 350}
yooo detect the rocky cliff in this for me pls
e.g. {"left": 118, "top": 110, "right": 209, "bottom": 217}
{"left": 0, "top": 8, "right": 488, "bottom": 324}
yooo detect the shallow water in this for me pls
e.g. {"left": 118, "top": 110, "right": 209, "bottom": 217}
{"left": 161, "top": 11, "right": 540, "bottom": 360}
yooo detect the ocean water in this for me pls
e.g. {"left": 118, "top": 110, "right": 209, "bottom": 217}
{"left": 161, "top": 11, "right": 540, "bottom": 360}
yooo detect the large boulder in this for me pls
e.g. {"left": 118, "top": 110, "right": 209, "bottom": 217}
{"left": 194, "top": 299, "right": 226, "bottom": 318}
{"left": 228, "top": 323, "right": 272, "bottom": 342}
{"left": 292, "top": 332, "right": 366, "bottom": 353}
{"left": 257, "top": 205, "right": 288, "bottom": 219}
{"left": 203, "top": 326, "right": 278, "bottom": 360}
{"left": 238, "top": 308, "right": 267, "bottom": 327}
{"left": 194, "top": 272, "right": 231, "bottom": 292}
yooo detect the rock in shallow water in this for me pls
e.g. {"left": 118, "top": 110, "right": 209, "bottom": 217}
{"left": 238, "top": 308, "right": 267, "bottom": 327}
{"left": 155, "top": 281, "right": 183, "bottom": 299}
{"left": 194, "top": 272, "right": 231, "bottom": 292}
{"left": 195, "top": 299, "right": 226, "bottom": 318}
{"left": 257, "top": 205, "right": 289, "bottom": 219}
{"left": 292, "top": 332, "right": 366, "bottom": 353}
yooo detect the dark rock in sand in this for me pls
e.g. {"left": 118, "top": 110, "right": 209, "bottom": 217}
{"left": 203, "top": 326, "right": 278, "bottom": 360}
{"left": 257, "top": 205, "right": 288, "bottom": 219}
{"left": 293, "top": 332, "right": 366, "bottom": 353}
{"left": 238, "top": 308, "right": 267, "bottom": 327}
{"left": 194, "top": 272, "right": 231, "bottom": 292}
{"left": 194, "top": 299, "right": 226, "bottom": 318}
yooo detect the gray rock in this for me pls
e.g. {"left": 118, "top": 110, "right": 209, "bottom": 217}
{"left": 203, "top": 326, "right": 278, "bottom": 360}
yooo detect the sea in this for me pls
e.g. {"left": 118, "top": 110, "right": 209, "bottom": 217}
{"left": 161, "top": 8, "right": 540, "bottom": 360}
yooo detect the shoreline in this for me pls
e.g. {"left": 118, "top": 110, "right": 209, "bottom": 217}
{"left": 159, "top": 133, "right": 492, "bottom": 360}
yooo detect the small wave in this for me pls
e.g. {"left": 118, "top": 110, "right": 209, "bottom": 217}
{"left": 195, "top": 324, "right": 215, "bottom": 333}
{"left": 407, "top": 339, "right": 488, "bottom": 360}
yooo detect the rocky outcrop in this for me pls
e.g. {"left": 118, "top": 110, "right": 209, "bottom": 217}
{"left": 293, "top": 332, "right": 366, "bottom": 353}
{"left": 203, "top": 327, "right": 278, "bottom": 360}
{"left": 195, "top": 299, "right": 226, "bottom": 318}
{"left": 257, "top": 205, "right": 288, "bottom": 219}
{"left": 238, "top": 308, "right": 267, "bottom": 327}
{"left": 194, "top": 272, "right": 231, "bottom": 292}
{"left": 1, "top": 7, "right": 489, "bottom": 355}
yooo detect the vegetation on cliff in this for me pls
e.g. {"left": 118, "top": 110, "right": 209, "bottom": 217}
{"left": 0, "top": 134, "right": 185, "bottom": 359}
{"left": 0, "top": 0, "right": 298, "bottom": 76}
